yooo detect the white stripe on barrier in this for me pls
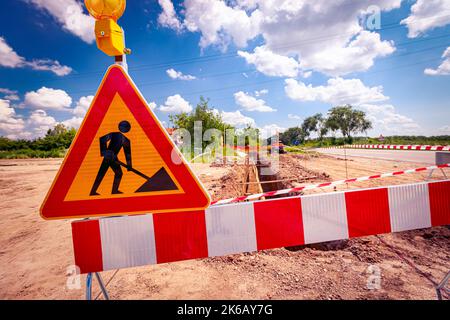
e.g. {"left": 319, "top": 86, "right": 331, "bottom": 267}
{"left": 99, "top": 215, "right": 157, "bottom": 270}
{"left": 388, "top": 183, "right": 431, "bottom": 232}
{"left": 205, "top": 202, "right": 257, "bottom": 257}
{"left": 301, "top": 192, "right": 348, "bottom": 244}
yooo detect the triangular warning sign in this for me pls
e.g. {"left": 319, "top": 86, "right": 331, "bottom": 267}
{"left": 40, "top": 65, "right": 210, "bottom": 220}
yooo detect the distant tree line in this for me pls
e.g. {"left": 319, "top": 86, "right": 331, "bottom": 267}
{"left": 280, "top": 105, "right": 373, "bottom": 146}
{"left": 1, "top": 101, "right": 449, "bottom": 159}
{"left": 0, "top": 124, "right": 76, "bottom": 158}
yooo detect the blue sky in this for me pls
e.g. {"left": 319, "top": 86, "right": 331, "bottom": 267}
{"left": 0, "top": 0, "right": 449, "bottom": 139}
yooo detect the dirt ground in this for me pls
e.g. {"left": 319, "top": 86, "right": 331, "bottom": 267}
{"left": 0, "top": 154, "right": 449, "bottom": 300}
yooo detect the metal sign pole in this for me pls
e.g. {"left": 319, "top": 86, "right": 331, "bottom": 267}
{"left": 114, "top": 28, "right": 129, "bottom": 72}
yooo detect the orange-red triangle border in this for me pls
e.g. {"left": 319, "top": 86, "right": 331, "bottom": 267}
{"left": 40, "top": 65, "right": 210, "bottom": 220}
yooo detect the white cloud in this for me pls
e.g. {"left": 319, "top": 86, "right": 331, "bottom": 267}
{"left": 0, "top": 99, "right": 26, "bottom": 139}
{"left": 166, "top": 68, "right": 196, "bottom": 80}
{"left": 256, "top": 1, "right": 400, "bottom": 76}
{"left": 5, "top": 94, "right": 20, "bottom": 101}
{"left": 285, "top": 78, "right": 389, "bottom": 105}
{"left": 259, "top": 124, "right": 286, "bottom": 138}
{"left": 158, "top": 0, "right": 183, "bottom": 31}
{"left": 26, "top": 0, "right": 95, "bottom": 43}
{"left": 238, "top": 46, "right": 299, "bottom": 77}
{"left": 55, "top": 95, "right": 93, "bottom": 130}
{"left": 254, "top": 89, "right": 268, "bottom": 97}
{"left": 288, "top": 114, "right": 302, "bottom": 120}
{"left": 26, "top": 59, "right": 72, "bottom": 76}
{"left": 181, "top": 0, "right": 262, "bottom": 49}
{"left": 0, "top": 37, "right": 72, "bottom": 76}
{"left": 159, "top": 94, "right": 193, "bottom": 113}
{"left": 24, "top": 87, "right": 72, "bottom": 110}
{"left": 160, "top": 0, "right": 400, "bottom": 76}
{"left": 27, "top": 109, "right": 57, "bottom": 136}
{"left": 359, "top": 104, "right": 421, "bottom": 135}
{"left": 214, "top": 109, "right": 256, "bottom": 128}
{"left": 148, "top": 101, "right": 157, "bottom": 110}
{"left": 0, "top": 88, "right": 17, "bottom": 95}
{"left": 424, "top": 46, "right": 450, "bottom": 76}
{"left": 297, "top": 31, "right": 395, "bottom": 76}
{"left": 0, "top": 37, "right": 24, "bottom": 68}
{"left": 0, "top": 88, "right": 20, "bottom": 101}
{"left": 72, "top": 95, "right": 93, "bottom": 117}
{"left": 401, "top": 0, "right": 450, "bottom": 38}
{"left": 61, "top": 116, "right": 83, "bottom": 129}
{"left": 234, "top": 91, "right": 276, "bottom": 112}
{"left": 302, "top": 71, "right": 312, "bottom": 79}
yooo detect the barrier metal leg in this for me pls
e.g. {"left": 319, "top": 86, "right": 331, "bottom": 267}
{"left": 427, "top": 168, "right": 449, "bottom": 181}
{"left": 426, "top": 169, "right": 434, "bottom": 181}
{"left": 85, "top": 272, "right": 110, "bottom": 300}
{"left": 436, "top": 271, "right": 450, "bottom": 300}
{"left": 86, "top": 273, "right": 93, "bottom": 300}
{"left": 95, "top": 272, "right": 110, "bottom": 300}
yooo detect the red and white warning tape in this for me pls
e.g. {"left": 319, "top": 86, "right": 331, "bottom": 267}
{"left": 334, "top": 144, "right": 450, "bottom": 151}
{"left": 211, "top": 163, "right": 450, "bottom": 205}
{"left": 72, "top": 179, "right": 450, "bottom": 274}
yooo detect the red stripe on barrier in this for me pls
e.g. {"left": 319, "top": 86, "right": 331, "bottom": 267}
{"left": 428, "top": 180, "right": 450, "bottom": 227}
{"left": 254, "top": 198, "right": 304, "bottom": 250}
{"left": 264, "top": 191, "right": 279, "bottom": 197}
{"left": 345, "top": 188, "right": 391, "bottom": 237}
{"left": 232, "top": 196, "right": 248, "bottom": 203}
{"left": 318, "top": 182, "right": 332, "bottom": 187}
{"left": 153, "top": 211, "right": 208, "bottom": 264}
{"left": 71, "top": 220, "right": 103, "bottom": 273}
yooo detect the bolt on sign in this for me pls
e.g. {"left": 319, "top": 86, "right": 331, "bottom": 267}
{"left": 40, "top": 65, "right": 210, "bottom": 220}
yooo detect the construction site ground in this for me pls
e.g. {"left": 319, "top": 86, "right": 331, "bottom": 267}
{"left": 0, "top": 152, "right": 449, "bottom": 300}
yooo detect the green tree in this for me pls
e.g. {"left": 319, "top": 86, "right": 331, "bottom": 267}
{"left": 235, "top": 125, "right": 260, "bottom": 147}
{"left": 169, "top": 97, "right": 233, "bottom": 150}
{"left": 279, "top": 127, "right": 305, "bottom": 145}
{"left": 326, "top": 105, "right": 372, "bottom": 142}
{"left": 302, "top": 113, "right": 328, "bottom": 140}
{"left": 34, "top": 124, "right": 76, "bottom": 151}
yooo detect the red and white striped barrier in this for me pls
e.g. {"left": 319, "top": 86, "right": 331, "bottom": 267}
{"left": 72, "top": 180, "right": 450, "bottom": 274}
{"left": 336, "top": 144, "right": 450, "bottom": 151}
{"left": 211, "top": 163, "right": 449, "bottom": 205}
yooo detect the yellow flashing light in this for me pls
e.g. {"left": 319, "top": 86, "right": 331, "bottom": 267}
{"left": 85, "top": 0, "right": 126, "bottom": 21}
{"left": 85, "top": 0, "right": 129, "bottom": 57}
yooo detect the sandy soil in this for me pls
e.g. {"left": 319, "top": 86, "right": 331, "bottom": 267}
{"left": 0, "top": 155, "right": 448, "bottom": 300}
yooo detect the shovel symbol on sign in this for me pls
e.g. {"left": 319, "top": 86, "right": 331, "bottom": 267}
{"left": 89, "top": 120, "right": 178, "bottom": 196}
{"left": 116, "top": 160, "right": 178, "bottom": 193}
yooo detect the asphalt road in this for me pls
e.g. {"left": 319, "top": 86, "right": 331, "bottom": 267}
{"left": 314, "top": 148, "right": 438, "bottom": 165}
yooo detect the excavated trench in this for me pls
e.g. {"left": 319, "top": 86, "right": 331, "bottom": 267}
{"left": 256, "top": 155, "right": 289, "bottom": 199}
